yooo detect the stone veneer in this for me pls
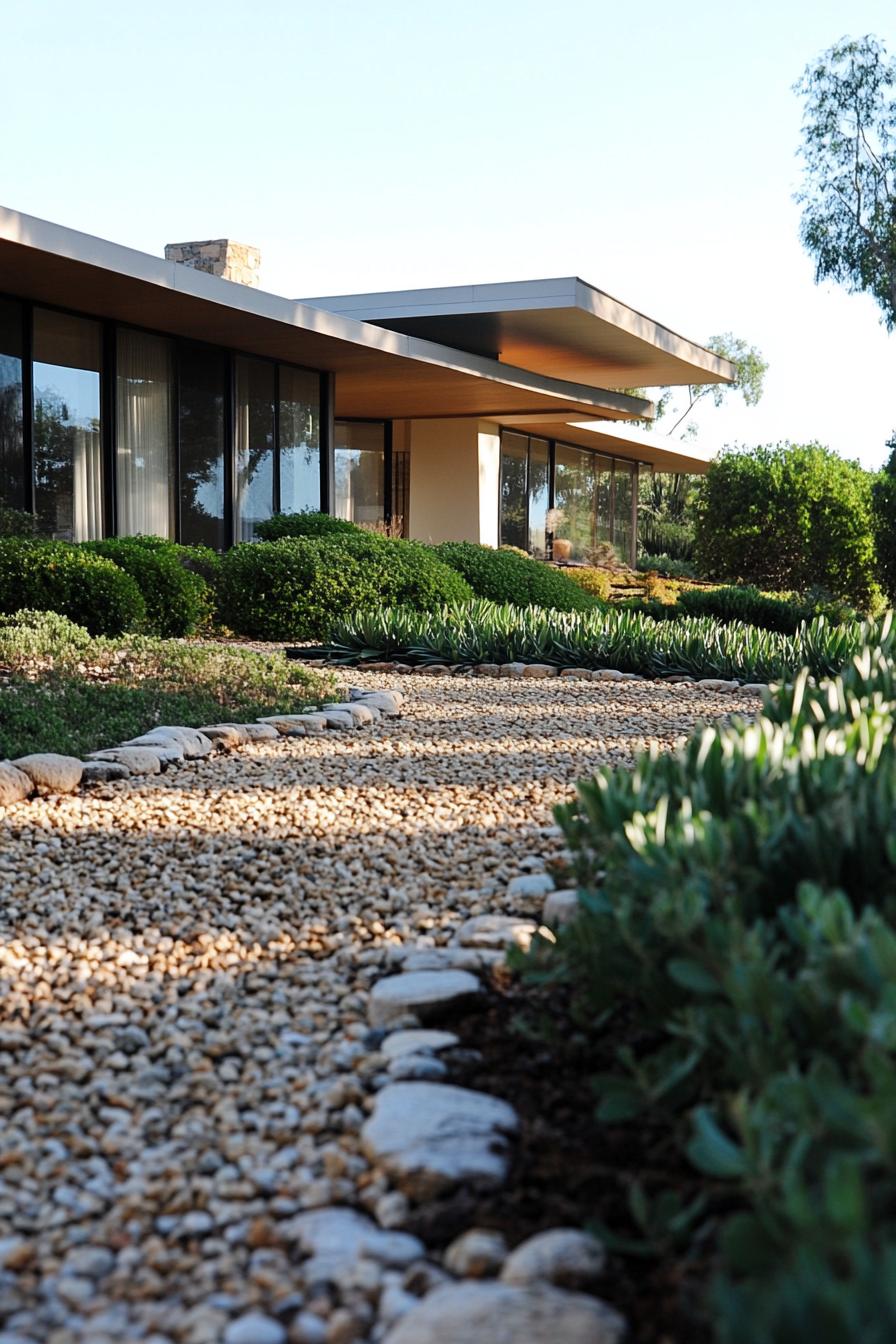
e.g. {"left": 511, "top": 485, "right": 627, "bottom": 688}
{"left": 164, "top": 238, "right": 261, "bottom": 288}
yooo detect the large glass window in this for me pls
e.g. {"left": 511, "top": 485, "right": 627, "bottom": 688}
{"left": 235, "top": 357, "right": 275, "bottom": 540}
{"left": 335, "top": 421, "right": 385, "bottom": 525}
{"left": 280, "top": 366, "right": 321, "bottom": 515}
{"left": 614, "top": 460, "right": 635, "bottom": 563}
{"left": 0, "top": 299, "right": 23, "bottom": 510}
{"left": 179, "top": 344, "right": 227, "bottom": 548}
{"left": 595, "top": 455, "right": 613, "bottom": 545}
{"left": 528, "top": 437, "right": 550, "bottom": 558}
{"left": 499, "top": 432, "right": 528, "bottom": 551}
{"left": 116, "top": 329, "right": 175, "bottom": 538}
{"left": 553, "top": 445, "right": 598, "bottom": 562}
{"left": 33, "top": 308, "right": 103, "bottom": 541}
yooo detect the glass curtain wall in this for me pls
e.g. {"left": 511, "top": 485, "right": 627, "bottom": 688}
{"left": 280, "top": 366, "right": 321, "bottom": 515}
{"left": 235, "top": 357, "right": 276, "bottom": 540}
{"left": 32, "top": 308, "right": 103, "bottom": 541}
{"left": 527, "top": 438, "right": 550, "bottom": 557}
{"left": 613, "top": 460, "right": 635, "bottom": 563}
{"left": 499, "top": 431, "right": 528, "bottom": 550}
{"left": 334, "top": 421, "right": 385, "bottom": 525}
{"left": 179, "top": 344, "right": 227, "bottom": 549}
{"left": 0, "top": 298, "right": 23, "bottom": 510}
{"left": 116, "top": 329, "right": 176, "bottom": 538}
{"left": 553, "top": 445, "right": 598, "bottom": 562}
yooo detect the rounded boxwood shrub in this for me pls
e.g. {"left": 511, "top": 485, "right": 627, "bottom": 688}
{"left": 82, "top": 536, "right": 212, "bottom": 636}
{"left": 433, "top": 541, "right": 599, "bottom": 612}
{"left": 255, "top": 511, "right": 359, "bottom": 542}
{"left": 0, "top": 539, "right": 145, "bottom": 635}
{"left": 219, "top": 533, "right": 473, "bottom": 641}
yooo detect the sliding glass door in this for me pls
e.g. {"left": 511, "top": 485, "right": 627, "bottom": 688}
{"left": 178, "top": 344, "right": 227, "bottom": 549}
{"left": 0, "top": 298, "right": 23, "bottom": 511}
{"left": 334, "top": 421, "right": 385, "bottom": 525}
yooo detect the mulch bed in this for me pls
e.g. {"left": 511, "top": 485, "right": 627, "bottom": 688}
{"left": 405, "top": 975, "right": 717, "bottom": 1344}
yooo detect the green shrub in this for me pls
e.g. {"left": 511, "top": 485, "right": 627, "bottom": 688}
{"left": 433, "top": 542, "right": 598, "bottom": 612}
{"left": 693, "top": 443, "right": 880, "bottom": 609}
{"left": 676, "top": 584, "right": 812, "bottom": 634}
{"left": 82, "top": 537, "right": 211, "bottom": 636}
{"left": 562, "top": 567, "right": 612, "bottom": 601}
{"left": 218, "top": 533, "right": 473, "bottom": 641}
{"left": 0, "top": 609, "right": 92, "bottom": 663}
{"left": 0, "top": 636, "right": 335, "bottom": 758}
{"left": 638, "top": 515, "right": 695, "bottom": 561}
{"left": 872, "top": 434, "right": 896, "bottom": 602}
{"left": 637, "top": 552, "right": 698, "bottom": 580}
{"left": 0, "top": 539, "right": 145, "bottom": 635}
{"left": 514, "top": 641, "right": 896, "bottom": 1338}
{"left": 255, "top": 511, "right": 359, "bottom": 541}
{"left": 0, "top": 506, "right": 41, "bottom": 538}
{"left": 317, "top": 598, "right": 888, "bottom": 682}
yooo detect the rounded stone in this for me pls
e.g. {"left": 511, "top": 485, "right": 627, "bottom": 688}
{"left": 443, "top": 1228, "right": 508, "bottom": 1278}
{"left": 11, "top": 753, "right": 83, "bottom": 794}
{"left": 499, "top": 1228, "right": 606, "bottom": 1289}
{"left": 369, "top": 970, "right": 481, "bottom": 1027}
{"left": 223, "top": 1313, "right": 286, "bottom": 1344}
{"left": 381, "top": 1281, "right": 625, "bottom": 1344}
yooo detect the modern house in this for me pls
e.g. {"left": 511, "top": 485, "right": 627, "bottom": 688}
{"left": 0, "top": 206, "right": 734, "bottom": 565}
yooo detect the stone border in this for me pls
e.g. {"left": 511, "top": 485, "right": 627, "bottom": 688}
{"left": 296, "top": 656, "right": 770, "bottom": 694}
{"left": 0, "top": 688, "right": 404, "bottom": 807}
{"left": 354, "top": 865, "right": 628, "bottom": 1340}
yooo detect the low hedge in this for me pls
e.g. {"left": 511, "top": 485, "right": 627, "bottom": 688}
{"left": 218, "top": 532, "right": 473, "bottom": 641}
{"left": 82, "top": 536, "right": 213, "bottom": 636}
{"left": 676, "top": 584, "right": 819, "bottom": 634}
{"left": 316, "top": 599, "right": 891, "bottom": 683}
{"left": 515, "top": 643, "right": 896, "bottom": 1337}
{"left": 433, "top": 542, "right": 598, "bottom": 612}
{"left": 255, "top": 511, "right": 359, "bottom": 542}
{"left": 0, "top": 539, "right": 145, "bottom": 635}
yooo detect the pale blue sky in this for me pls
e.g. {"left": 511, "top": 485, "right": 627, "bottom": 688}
{"left": 2, "top": 0, "right": 894, "bottom": 464}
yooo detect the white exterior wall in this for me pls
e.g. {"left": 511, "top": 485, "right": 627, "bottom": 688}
{"left": 405, "top": 418, "right": 500, "bottom": 545}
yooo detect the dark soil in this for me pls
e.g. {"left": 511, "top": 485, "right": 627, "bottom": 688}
{"left": 402, "top": 973, "right": 717, "bottom": 1344}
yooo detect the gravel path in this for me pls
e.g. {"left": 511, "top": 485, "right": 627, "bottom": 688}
{"left": 0, "top": 673, "right": 756, "bottom": 1343}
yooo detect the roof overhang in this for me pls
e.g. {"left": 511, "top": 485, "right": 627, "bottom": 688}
{"left": 0, "top": 208, "right": 653, "bottom": 423}
{"left": 498, "top": 415, "right": 716, "bottom": 474}
{"left": 301, "top": 277, "right": 737, "bottom": 390}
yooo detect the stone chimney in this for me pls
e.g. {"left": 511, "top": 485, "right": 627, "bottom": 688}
{"left": 164, "top": 238, "right": 261, "bottom": 288}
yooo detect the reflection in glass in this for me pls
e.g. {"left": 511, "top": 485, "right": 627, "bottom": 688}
{"left": 334, "top": 421, "right": 385, "bottom": 524}
{"left": 528, "top": 437, "right": 550, "bottom": 557}
{"left": 499, "top": 432, "right": 528, "bottom": 550}
{"left": 280, "top": 366, "right": 321, "bottom": 515}
{"left": 179, "top": 344, "right": 226, "bottom": 548}
{"left": 0, "top": 299, "right": 23, "bottom": 510}
{"left": 116, "top": 329, "right": 175, "bottom": 538}
{"left": 553, "top": 444, "right": 597, "bottom": 562}
{"left": 595, "top": 454, "right": 613, "bottom": 545}
{"left": 33, "top": 308, "right": 103, "bottom": 540}
{"left": 614, "top": 460, "right": 635, "bottom": 563}
{"left": 235, "top": 357, "right": 275, "bottom": 540}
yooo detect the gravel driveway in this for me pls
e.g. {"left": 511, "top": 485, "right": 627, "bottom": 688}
{"left": 0, "top": 672, "right": 755, "bottom": 1343}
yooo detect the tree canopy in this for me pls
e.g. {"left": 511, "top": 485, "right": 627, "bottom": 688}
{"left": 795, "top": 34, "right": 896, "bottom": 329}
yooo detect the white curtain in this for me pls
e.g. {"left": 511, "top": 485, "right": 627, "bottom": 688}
{"left": 72, "top": 427, "right": 103, "bottom": 540}
{"left": 116, "top": 330, "right": 174, "bottom": 537}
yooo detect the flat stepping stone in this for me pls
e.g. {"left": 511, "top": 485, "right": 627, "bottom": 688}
{"left": 369, "top": 970, "right": 481, "bottom": 1027}
{"left": 505, "top": 873, "right": 554, "bottom": 913}
{"left": 281, "top": 1206, "right": 423, "bottom": 1283}
{"left": 259, "top": 713, "right": 327, "bottom": 735}
{"left": 216, "top": 722, "right": 280, "bottom": 741}
{"left": 361, "top": 1081, "right": 519, "bottom": 1199}
{"left": 12, "top": 753, "right": 82, "bottom": 795}
{"left": 380, "top": 1029, "right": 460, "bottom": 1060}
{"left": 321, "top": 701, "right": 377, "bottom": 725}
{"left": 123, "top": 735, "right": 186, "bottom": 763}
{"left": 147, "top": 726, "right": 214, "bottom": 757}
{"left": 455, "top": 915, "right": 537, "bottom": 951}
{"left": 382, "top": 1281, "right": 625, "bottom": 1344}
{"left": 197, "top": 725, "right": 244, "bottom": 748}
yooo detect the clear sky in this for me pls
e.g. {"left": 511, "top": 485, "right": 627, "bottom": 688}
{"left": 2, "top": 0, "right": 893, "bottom": 465}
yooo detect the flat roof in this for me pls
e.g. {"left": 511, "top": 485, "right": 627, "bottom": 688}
{"left": 0, "top": 208, "right": 652, "bottom": 424}
{"left": 497, "top": 415, "right": 716, "bottom": 474}
{"left": 301, "top": 277, "right": 737, "bottom": 391}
